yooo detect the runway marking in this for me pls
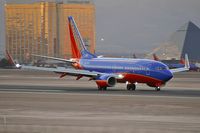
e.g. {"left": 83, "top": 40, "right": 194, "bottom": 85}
{"left": 0, "top": 88, "right": 64, "bottom": 93}
{"left": 0, "top": 114, "right": 200, "bottom": 124}
{"left": 0, "top": 90, "right": 200, "bottom": 100}
{"left": 0, "top": 75, "right": 59, "bottom": 79}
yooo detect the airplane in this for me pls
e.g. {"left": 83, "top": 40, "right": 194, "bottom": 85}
{"left": 153, "top": 53, "right": 199, "bottom": 71}
{"left": 11, "top": 16, "right": 190, "bottom": 91}
{"left": 4, "top": 50, "right": 21, "bottom": 69}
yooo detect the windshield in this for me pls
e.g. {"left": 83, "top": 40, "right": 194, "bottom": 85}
{"left": 152, "top": 63, "right": 169, "bottom": 71}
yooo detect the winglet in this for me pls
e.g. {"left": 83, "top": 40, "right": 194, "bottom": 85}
{"left": 170, "top": 54, "right": 190, "bottom": 73}
{"left": 184, "top": 54, "right": 190, "bottom": 69}
{"left": 5, "top": 50, "right": 21, "bottom": 68}
{"left": 6, "top": 50, "right": 15, "bottom": 65}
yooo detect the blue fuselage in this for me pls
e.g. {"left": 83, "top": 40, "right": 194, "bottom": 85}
{"left": 80, "top": 58, "right": 173, "bottom": 84}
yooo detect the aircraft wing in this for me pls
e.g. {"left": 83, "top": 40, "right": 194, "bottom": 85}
{"left": 170, "top": 67, "right": 189, "bottom": 73}
{"left": 21, "top": 65, "right": 99, "bottom": 77}
{"left": 170, "top": 54, "right": 190, "bottom": 73}
{"left": 21, "top": 65, "right": 124, "bottom": 80}
{"left": 32, "top": 54, "right": 76, "bottom": 63}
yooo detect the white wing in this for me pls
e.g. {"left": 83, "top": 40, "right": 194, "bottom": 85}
{"left": 21, "top": 65, "right": 124, "bottom": 80}
{"left": 170, "top": 54, "right": 190, "bottom": 73}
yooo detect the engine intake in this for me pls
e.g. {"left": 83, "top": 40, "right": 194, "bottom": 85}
{"left": 107, "top": 76, "right": 117, "bottom": 87}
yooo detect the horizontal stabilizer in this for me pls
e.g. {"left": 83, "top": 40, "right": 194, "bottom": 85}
{"left": 32, "top": 54, "right": 76, "bottom": 63}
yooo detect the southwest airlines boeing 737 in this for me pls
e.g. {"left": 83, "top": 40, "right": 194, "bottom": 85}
{"left": 11, "top": 16, "right": 190, "bottom": 91}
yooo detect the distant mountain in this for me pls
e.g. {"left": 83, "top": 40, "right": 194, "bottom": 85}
{"left": 96, "top": 51, "right": 146, "bottom": 58}
{"left": 146, "top": 21, "right": 200, "bottom": 61}
{"left": 146, "top": 42, "right": 181, "bottom": 60}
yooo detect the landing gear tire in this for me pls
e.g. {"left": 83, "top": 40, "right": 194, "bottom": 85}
{"left": 127, "top": 84, "right": 136, "bottom": 91}
{"left": 155, "top": 87, "right": 161, "bottom": 91}
{"left": 98, "top": 87, "right": 107, "bottom": 91}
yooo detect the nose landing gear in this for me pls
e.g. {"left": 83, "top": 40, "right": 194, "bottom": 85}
{"left": 155, "top": 87, "right": 161, "bottom": 91}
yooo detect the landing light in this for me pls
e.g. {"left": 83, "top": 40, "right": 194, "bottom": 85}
{"left": 118, "top": 74, "right": 124, "bottom": 79}
{"left": 16, "top": 64, "right": 21, "bottom": 68}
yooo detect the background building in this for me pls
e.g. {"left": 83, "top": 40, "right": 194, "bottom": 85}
{"left": 4, "top": 0, "right": 95, "bottom": 63}
{"left": 180, "top": 22, "right": 200, "bottom": 61}
{"left": 148, "top": 21, "right": 200, "bottom": 62}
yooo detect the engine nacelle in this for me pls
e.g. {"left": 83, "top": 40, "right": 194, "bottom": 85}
{"left": 96, "top": 75, "right": 117, "bottom": 87}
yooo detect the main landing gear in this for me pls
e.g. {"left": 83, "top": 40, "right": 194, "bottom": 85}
{"left": 126, "top": 83, "right": 136, "bottom": 91}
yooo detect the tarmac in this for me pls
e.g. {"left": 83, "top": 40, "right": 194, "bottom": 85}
{"left": 0, "top": 69, "right": 200, "bottom": 133}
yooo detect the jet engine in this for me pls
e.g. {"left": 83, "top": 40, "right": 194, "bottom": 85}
{"left": 96, "top": 75, "right": 117, "bottom": 87}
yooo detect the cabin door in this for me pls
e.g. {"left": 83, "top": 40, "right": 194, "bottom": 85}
{"left": 146, "top": 63, "right": 151, "bottom": 76}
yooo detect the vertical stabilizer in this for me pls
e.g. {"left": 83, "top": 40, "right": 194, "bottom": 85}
{"left": 68, "top": 16, "right": 96, "bottom": 59}
{"left": 6, "top": 50, "right": 15, "bottom": 65}
{"left": 68, "top": 18, "right": 81, "bottom": 59}
{"left": 5, "top": 50, "right": 21, "bottom": 68}
{"left": 153, "top": 53, "right": 160, "bottom": 61}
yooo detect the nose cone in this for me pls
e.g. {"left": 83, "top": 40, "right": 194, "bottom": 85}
{"left": 164, "top": 70, "right": 173, "bottom": 82}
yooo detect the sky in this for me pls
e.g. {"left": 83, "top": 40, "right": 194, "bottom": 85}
{"left": 1, "top": 0, "right": 200, "bottom": 56}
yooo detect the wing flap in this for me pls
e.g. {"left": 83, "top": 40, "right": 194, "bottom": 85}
{"left": 21, "top": 65, "right": 124, "bottom": 80}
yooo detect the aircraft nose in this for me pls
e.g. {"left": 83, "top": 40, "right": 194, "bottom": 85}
{"left": 164, "top": 70, "right": 173, "bottom": 82}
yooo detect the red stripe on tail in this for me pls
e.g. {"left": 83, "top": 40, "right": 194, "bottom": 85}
{"left": 6, "top": 50, "right": 15, "bottom": 65}
{"left": 68, "top": 21, "right": 81, "bottom": 59}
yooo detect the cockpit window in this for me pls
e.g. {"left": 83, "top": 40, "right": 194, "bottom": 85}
{"left": 156, "top": 66, "right": 166, "bottom": 70}
{"left": 152, "top": 62, "right": 169, "bottom": 71}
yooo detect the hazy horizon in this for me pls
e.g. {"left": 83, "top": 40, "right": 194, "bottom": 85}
{"left": 1, "top": 0, "right": 200, "bottom": 57}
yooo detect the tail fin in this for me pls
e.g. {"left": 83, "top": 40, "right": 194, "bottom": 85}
{"left": 153, "top": 53, "right": 160, "bottom": 61}
{"left": 68, "top": 17, "right": 81, "bottom": 59}
{"left": 5, "top": 50, "right": 21, "bottom": 68}
{"left": 6, "top": 50, "right": 15, "bottom": 65}
{"left": 68, "top": 16, "right": 96, "bottom": 59}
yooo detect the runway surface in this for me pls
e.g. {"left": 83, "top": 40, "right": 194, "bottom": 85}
{"left": 0, "top": 69, "right": 200, "bottom": 133}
